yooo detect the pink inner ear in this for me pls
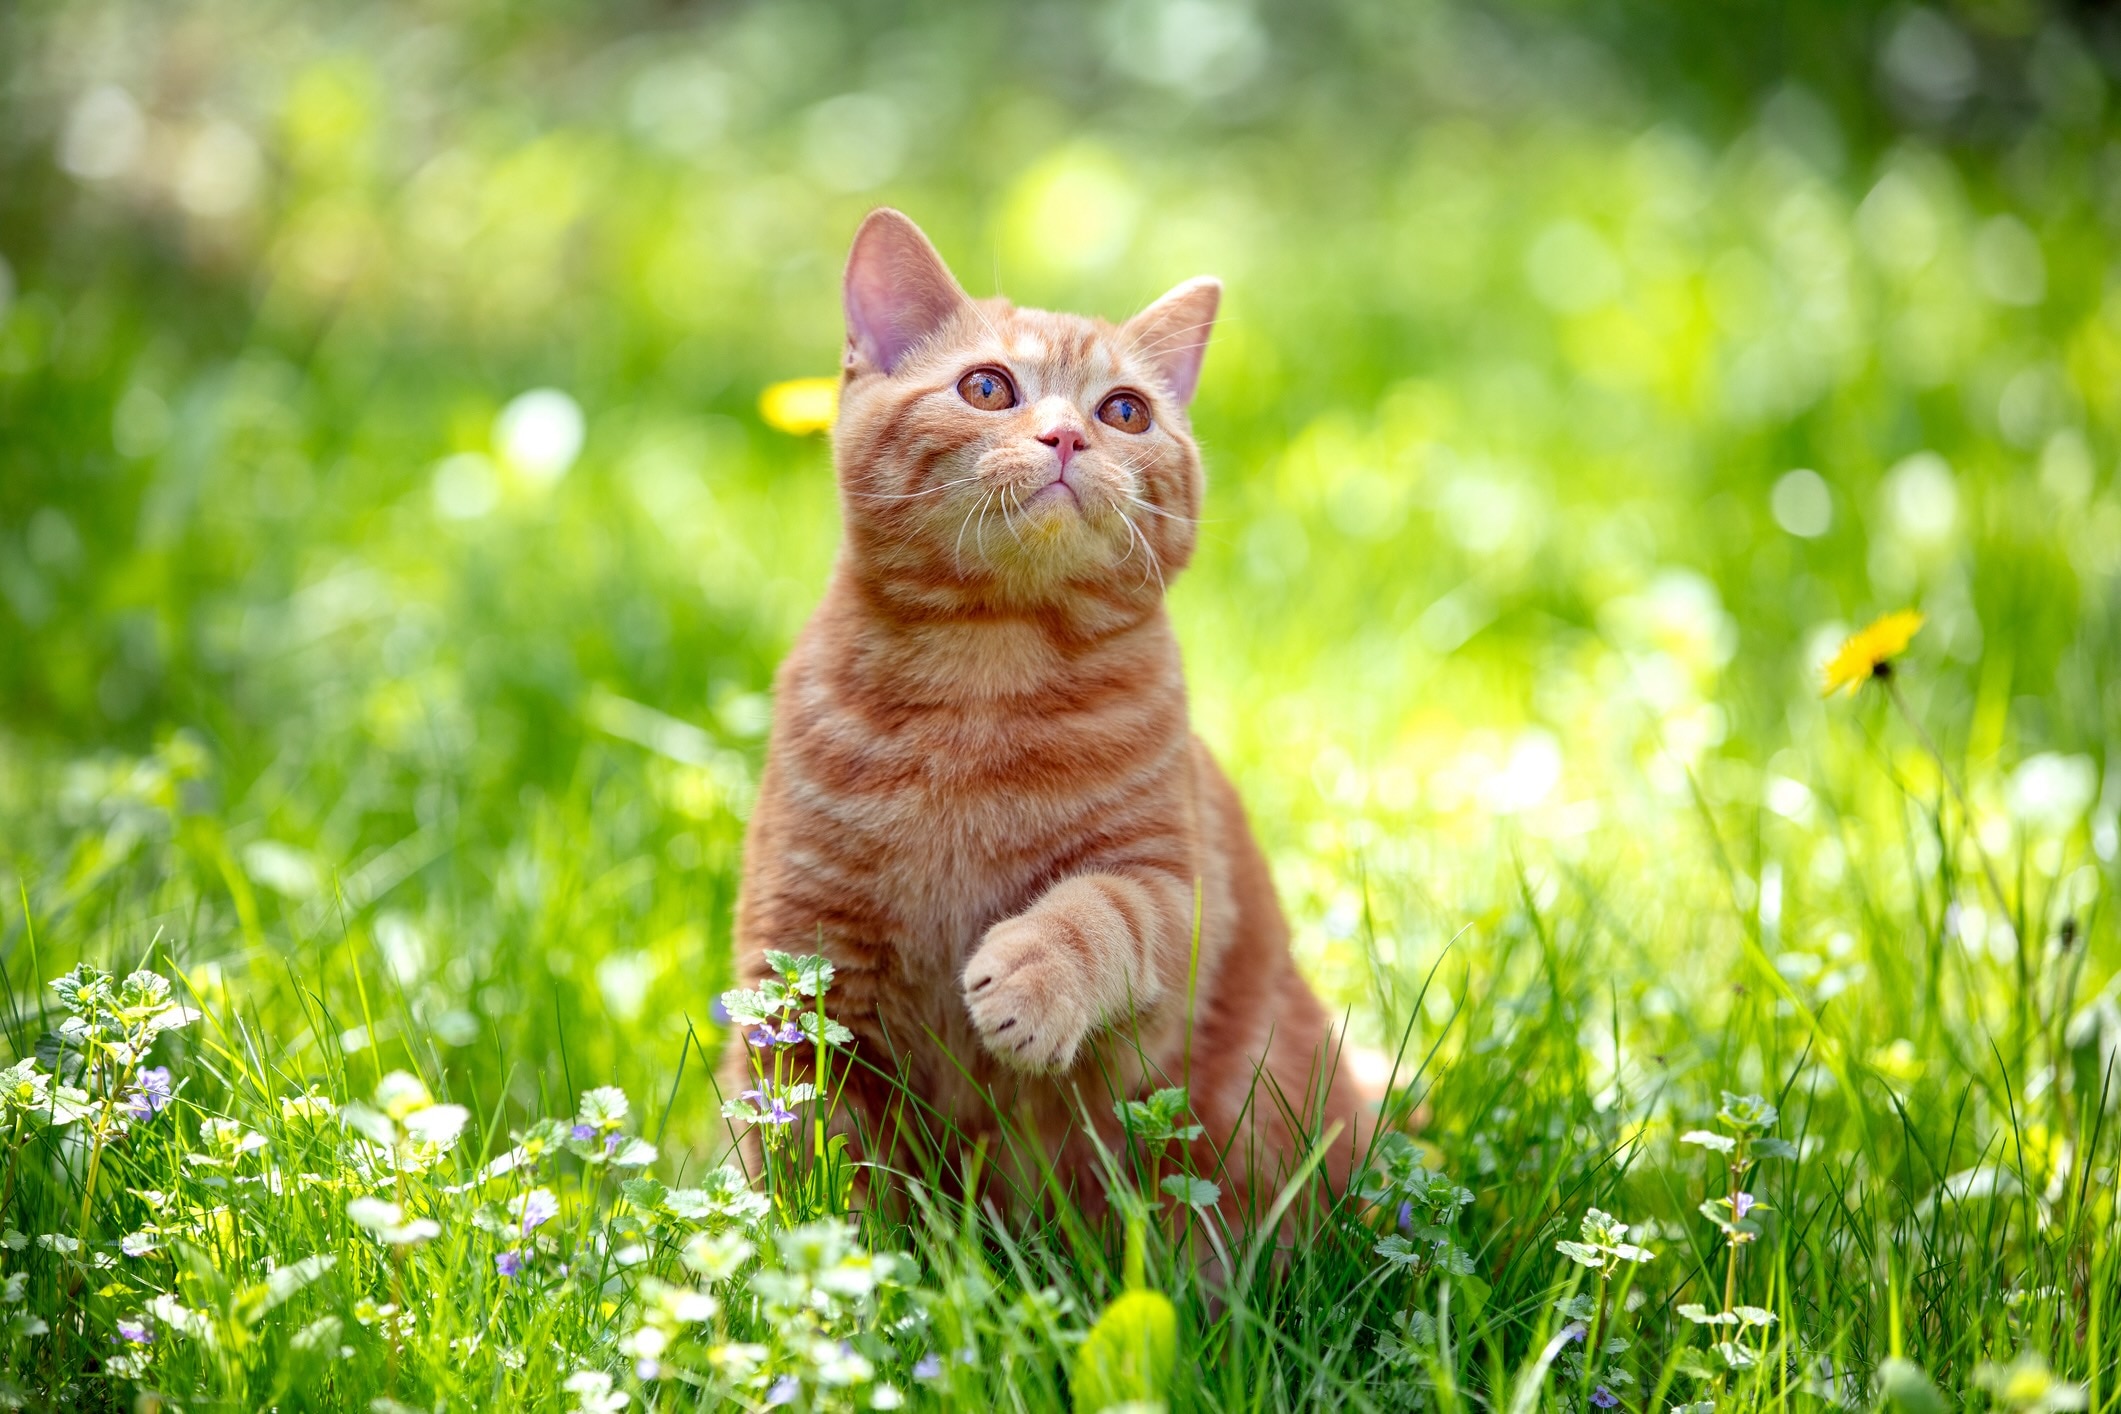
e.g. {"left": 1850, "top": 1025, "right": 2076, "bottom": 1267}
{"left": 844, "top": 211, "right": 970, "bottom": 374}
{"left": 1126, "top": 277, "right": 1221, "bottom": 406}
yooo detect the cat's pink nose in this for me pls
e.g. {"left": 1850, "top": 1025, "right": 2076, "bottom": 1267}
{"left": 1037, "top": 426, "right": 1087, "bottom": 472}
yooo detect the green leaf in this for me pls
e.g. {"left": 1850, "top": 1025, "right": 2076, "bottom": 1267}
{"left": 1715, "top": 1092, "right": 1778, "bottom": 1132}
{"left": 1449, "top": 1268, "right": 1492, "bottom": 1317}
{"left": 1116, "top": 1087, "right": 1202, "bottom": 1145}
{"left": 237, "top": 1253, "right": 335, "bottom": 1326}
{"left": 1160, "top": 1174, "right": 1220, "bottom": 1208}
{"left": 1877, "top": 1358, "right": 1949, "bottom": 1414}
{"left": 622, "top": 1177, "right": 669, "bottom": 1213}
{"left": 718, "top": 986, "right": 785, "bottom": 1026}
{"left": 1374, "top": 1235, "right": 1421, "bottom": 1267}
{"left": 796, "top": 1012, "right": 855, "bottom": 1046}
{"left": 1675, "top": 1303, "right": 1738, "bottom": 1326}
{"left": 1072, "top": 1289, "right": 1177, "bottom": 1414}
{"left": 764, "top": 951, "right": 835, "bottom": 996}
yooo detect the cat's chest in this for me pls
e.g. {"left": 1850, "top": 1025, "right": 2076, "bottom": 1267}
{"left": 791, "top": 693, "right": 1173, "bottom": 940}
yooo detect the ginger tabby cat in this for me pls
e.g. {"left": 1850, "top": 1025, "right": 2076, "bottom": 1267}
{"left": 726, "top": 209, "right": 1372, "bottom": 1217}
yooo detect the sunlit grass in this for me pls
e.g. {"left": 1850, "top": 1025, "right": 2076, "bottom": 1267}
{"left": 3, "top": 0, "right": 2119, "bottom": 1408}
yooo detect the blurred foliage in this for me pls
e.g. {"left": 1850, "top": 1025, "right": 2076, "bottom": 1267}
{"left": 1, "top": 0, "right": 2118, "bottom": 1146}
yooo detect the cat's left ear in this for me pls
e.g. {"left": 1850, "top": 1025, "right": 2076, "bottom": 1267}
{"left": 1123, "top": 277, "right": 1221, "bottom": 407}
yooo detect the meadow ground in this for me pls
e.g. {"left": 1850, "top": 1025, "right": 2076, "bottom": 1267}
{"left": 2, "top": 0, "right": 2119, "bottom": 1409}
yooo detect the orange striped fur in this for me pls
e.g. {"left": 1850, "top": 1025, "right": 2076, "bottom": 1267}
{"left": 726, "top": 210, "right": 1370, "bottom": 1217}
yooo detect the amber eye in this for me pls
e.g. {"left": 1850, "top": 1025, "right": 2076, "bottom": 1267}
{"left": 956, "top": 367, "right": 1017, "bottom": 411}
{"left": 1097, "top": 390, "right": 1151, "bottom": 434}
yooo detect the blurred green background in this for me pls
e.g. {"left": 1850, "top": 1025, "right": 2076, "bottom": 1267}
{"left": 1, "top": 0, "right": 2116, "bottom": 1140}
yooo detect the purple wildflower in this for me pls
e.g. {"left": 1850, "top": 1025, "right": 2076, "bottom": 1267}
{"left": 517, "top": 1187, "right": 559, "bottom": 1234}
{"left": 1732, "top": 1191, "right": 1755, "bottom": 1221}
{"left": 495, "top": 1249, "right": 524, "bottom": 1278}
{"left": 126, "top": 1067, "right": 173, "bottom": 1122}
{"left": 766, "top": 1374, "right": 801, "bottom": 1406}
{"left": 746, "top": 1025, "right": 778, "bottom": 1049}
{"left": 570, "top": 1123, "right": 595, "bottom": 1143}
{"left": 116, "top": 1317, "right": 153, "bottom": 1344}
{"left": 913, "top": 1353, "right": 943, "bottom": 1381}
{"left": 1397, "top": 1200, "right": 1414, "bottom": 1234}
{"left": 1561, "top": 1321, "right": 1587, "bottom": 1344}
{"left": 739, "top": 1087, "right": 798, "bottom": 1123}
{"left": 710, "top": 996, "right": 731, "bottom": 1025}
{"left": 1591, "top": 1386, "right": 1619, "bottom": 1408}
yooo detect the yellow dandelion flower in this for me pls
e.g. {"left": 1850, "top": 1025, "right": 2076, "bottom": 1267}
{"left": 758, "top": 376, "right": 839, "bottom": 436}
{"left": 1820, "top": 610, "right": 1923, "bottom": 697}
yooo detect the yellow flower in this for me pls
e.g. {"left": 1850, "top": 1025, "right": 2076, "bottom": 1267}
{"left": 758, "top": 376, "right": 839, "bottom": 436}
{"left": 1820, "top": 610, "right": 1923, "bottom": 697}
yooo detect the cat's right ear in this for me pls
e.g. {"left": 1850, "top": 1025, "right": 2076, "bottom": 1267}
{"left": 843, "top": 209, "right": 972, "bottom": 375}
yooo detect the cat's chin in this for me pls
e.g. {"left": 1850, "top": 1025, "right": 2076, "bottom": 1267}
{"left": 1025, "top": 479, "right": 1079, "bottom": 510}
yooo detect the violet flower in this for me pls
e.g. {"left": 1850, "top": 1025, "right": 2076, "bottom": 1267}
{"left": 126, "top": 1067, "right": 173, "bottom": 1122}
{"left": 517, "top": 1187, "right": 559, "bottom": 1234}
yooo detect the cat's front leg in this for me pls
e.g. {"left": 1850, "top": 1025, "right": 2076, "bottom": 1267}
{"left": 962, "top": 871, "right": 1181, "bottom": 1072}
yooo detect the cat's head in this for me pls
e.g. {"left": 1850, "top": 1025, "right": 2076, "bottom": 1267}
{"left": 830, "top": 209, "right": 1217, "bottom": 625}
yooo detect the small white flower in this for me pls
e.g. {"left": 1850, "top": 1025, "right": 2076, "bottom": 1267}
{"left": 578, "top": 1087, "right": 630, "bottom": 1129}
{"left": 564, "top": 1368, "right": 631, "bottom": 1413}
{"left": 400, "top": 1103, "right": 470, "bottom": 1149}
{"left": 373, "top": 1070, "right": 434, "bottom": 1119}
{"left": 346, "top": 1196, "right": 441, "bottom": 1245}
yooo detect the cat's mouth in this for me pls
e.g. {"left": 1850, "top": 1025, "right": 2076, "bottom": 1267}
{"left": 1026, "top": 477, "right": 1080, "bottom": 511}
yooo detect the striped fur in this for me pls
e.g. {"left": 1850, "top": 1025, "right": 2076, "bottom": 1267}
{"left": 726, "top": 210, "right": 1369, "bottom": 1216}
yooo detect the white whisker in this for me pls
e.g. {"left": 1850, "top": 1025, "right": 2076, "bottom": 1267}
{"left": 1127, "top": 318, "right": 1222, "bottom": 359}
{"left": 1119, "top": 490, "right": 1198, "bottom": 526}
{"left": 999, "top": 484, "right": 1026, "bottom": 547}
{"left": 975, "top": 486, "right": 998, "bottom": 560}
{"left": 848, "top": 474, "right": 984, "bottom": 503}
{"left": 954, "top": 488, "right": 995, "bottom": 576}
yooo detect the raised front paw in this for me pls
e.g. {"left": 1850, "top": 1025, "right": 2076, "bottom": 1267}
{"left": 962, "top": 914, "right": 1098, "bottom": 1073}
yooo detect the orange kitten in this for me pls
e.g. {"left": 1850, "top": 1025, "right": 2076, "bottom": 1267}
{"left": 725, "top": 209, "right": 1371, "bottom": 1216}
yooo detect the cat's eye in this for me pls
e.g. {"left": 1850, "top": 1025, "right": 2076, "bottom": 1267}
{"left": 956, "top": 367, "right": 1017, "bottom": 411}
{"left": 1097, "top": 390, "right": 1151, "bottom": 434}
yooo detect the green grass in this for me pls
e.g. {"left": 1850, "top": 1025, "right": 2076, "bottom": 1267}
{"left": 3, "top": 0, "right": 2119, "bottom": 1408}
